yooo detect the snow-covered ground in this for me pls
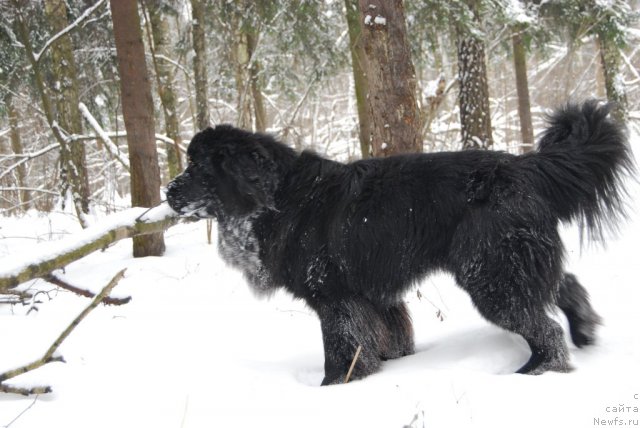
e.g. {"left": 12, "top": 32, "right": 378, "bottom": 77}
{"left": 1, "top": 145, "right": 639, "bottom": 428}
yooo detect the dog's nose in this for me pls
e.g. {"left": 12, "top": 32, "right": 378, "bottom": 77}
{"left": 165, "top": 176, "right": 183, "bottom": 209}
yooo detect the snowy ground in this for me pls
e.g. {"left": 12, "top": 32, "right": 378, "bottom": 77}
{"left": 1, "top": 148, "right": 639, "bottom": 428}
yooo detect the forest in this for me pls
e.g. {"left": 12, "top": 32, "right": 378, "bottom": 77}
{"left": 1, "top": 1, "right": 640, "bottom": 427}
{"left": 1, "top": 0, "right": 638, "bottom": 221}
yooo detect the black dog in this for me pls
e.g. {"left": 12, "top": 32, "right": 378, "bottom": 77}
{"left": 166, "top": 101, "right": 632, "bottom": 385}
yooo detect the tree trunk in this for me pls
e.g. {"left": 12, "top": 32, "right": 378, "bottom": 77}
{"left": 147, "top": 1, "right": 183, "bottom": 179}
{"left": 358, "top": 0, "right": 422, "bottom": 157}
{"left": 12, "top": 0, "right": 90, "bottom": 225}
{"left": 597, "top": 32, "right": 628, "bottom": 124}
{"left": 593, "top": 37, "right": 607, "bottom": 98}
{"left": 247, "top": 32, "right": 267, "bottom": 132}
{"left": 110, "top": 0, "right": 165, "bottom": 257}
{"left": 43, "top": 0, "right": 90, "bottom": 218}
{"left": 456, "top": 3, "right": 493, "bottom": 150}
{"left": 232, "top": 8, "right": 253, "bottom": 130}
{"left": 4, "top": 88, "right": 30, "bottom": 211}
{"left": 511, "top": 26, "right": 534, "bottom": 153}
{"left": 191, "top": 0, "right": 209, "bottom": 130}
{"left": 345, "top": 0, "right": 372, "bottom": 158}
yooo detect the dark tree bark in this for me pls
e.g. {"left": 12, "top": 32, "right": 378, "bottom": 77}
{"left": 345, "top": 0, "right": 372, "bottom": 158}
{"left": 456, "top": 3, "right": 493, "bottom": 150}
{"left": 190, "top": 0, "right": 209, "bottom": 130}
{"left": 110, "top": 0, "right": 165, "bottom": 257}
{"left": 512, "top": 26, "right": 534, "bottom": 153}
{"left": 358, "top": 0, "right": 422, "bottom": 157}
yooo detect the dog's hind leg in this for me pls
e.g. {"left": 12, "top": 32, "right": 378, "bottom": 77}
{"left": 557, "top": 272, "right": 602, "bottom": 347}
{"left": 472, "top": 292, "right": 572, "bottom": 375}
{"left": 316, "top": 297, "right": 389, "bottom": 385}
{"left": 453, "top": 226, "right": 572, "bottom": 375}
{"left": 379, "top": 302, "right": 415, "bottom": 360}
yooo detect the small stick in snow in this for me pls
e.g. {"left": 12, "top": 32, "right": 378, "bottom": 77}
{"left": 344, "top": 345, "right": 363, "bottom": 384}
{"left": 0, "top": 269, "right": 126, "bottom": 396}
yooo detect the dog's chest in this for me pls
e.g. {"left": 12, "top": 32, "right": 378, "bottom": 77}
{"left": 217, "top": 216, "right": 272, "bottom": 295}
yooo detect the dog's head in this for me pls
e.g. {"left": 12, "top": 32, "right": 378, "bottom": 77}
{"left": 166, "top": 125, "right": 280, "bottom": 220}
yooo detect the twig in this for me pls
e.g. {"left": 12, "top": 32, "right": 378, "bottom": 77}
{"left": 44, "top": 273, "right": 131, "bottom": 306}
{"left": 3, "top": 395, "right": 40, "bottom": 428}
{"left": 344, "top": 344, "right": 362, "bottom": 384}
{"left": 0, "top": 269, "right": 126, "bottom": 395}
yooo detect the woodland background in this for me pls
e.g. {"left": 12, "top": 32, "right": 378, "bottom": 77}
{"left": 1, "top": 0, "right": 639, "bottom": 225}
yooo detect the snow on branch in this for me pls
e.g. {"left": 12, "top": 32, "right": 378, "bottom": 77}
{"left": 0, "top": 204, "right": 178, "bottom": 292}
{"left": 0, "top": 143, "right": 60, "bottom": 181}
{"left": 79, "top": 102, "right": 130, "bottom": 171}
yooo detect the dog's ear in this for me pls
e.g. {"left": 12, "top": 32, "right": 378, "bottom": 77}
{"left": 220, "top": 147, "right": 279, "bottom": 210}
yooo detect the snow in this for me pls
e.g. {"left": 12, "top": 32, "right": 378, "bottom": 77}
{"left": 1, "top": 141, "right": 639, "bottom": 427}
{"left": 374, "top": 16, "right": 387, "bottom": 26}
{"left": 504, "top": 0, "right": 535, "bottom": 25}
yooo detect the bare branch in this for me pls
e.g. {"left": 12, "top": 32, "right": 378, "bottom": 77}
{"left": 79, "top": 102, "right": 131, "bottom": 171}
{"left": 0, "top": 269, "right": 126, "bottom": 395}
{"left": 33, "top": 0, "right": 108, "bottom": 63}
{"left": 44, "top": 274, "right": 131, "bottom": 306}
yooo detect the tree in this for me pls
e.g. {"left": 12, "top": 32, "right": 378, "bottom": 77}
{"left": 145, "top": 0, "right": 183, "bottom": 179}
{"left": 110, "top": 0, "right": 165, "bottom": 257}
{"left": 3, "top": 80, "right": 30, "bottom": 211}
{"left": 190, "top": 0, "right": 209, "bottom": 130}
{"left": 539, "top": 0, "right": 636, "bottom": 123}
{"left": 10, "top": 0, "right": 97, "bottom": 226}
{"left": 345, "top": 0, "right": 372, "bottom": 158}
{"left": 594, "top": 3, "right": 632, "bottom": 124}
{"left": 511, "top": 26, "right": 534, "bottom": 152}
{"left": 357, "top": 0, "right": 422, "bottom": 156}
{"left": 43, "top": 0, "right": 90, "bottom": 216}
{"left": 455, "top": 1, "right": 493, "bottom": 150}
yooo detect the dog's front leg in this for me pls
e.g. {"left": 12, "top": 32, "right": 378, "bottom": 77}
{"left": 315, "top": 297, "right": 388, "bottom": 385}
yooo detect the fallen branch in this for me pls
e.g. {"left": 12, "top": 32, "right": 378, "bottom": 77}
{"left": 0, "top": 204, "right": 178, "bottom": 292}
{"left": 0, "top": 269, "right": 126, "bottom": 395}
{"left": 44, "top": 273, "right": 131, "bottom": 306}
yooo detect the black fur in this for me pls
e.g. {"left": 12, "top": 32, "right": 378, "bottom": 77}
{"left": 166, "top": 101, "right": 632, "bottom": 385}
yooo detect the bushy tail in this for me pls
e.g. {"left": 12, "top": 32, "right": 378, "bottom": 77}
{"left": 527, "top": 100, "right": 635, "bottom": 241}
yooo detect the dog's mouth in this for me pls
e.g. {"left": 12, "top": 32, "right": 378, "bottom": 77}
{"left": 178, "top": 201, "right": 215, "bottom": 219}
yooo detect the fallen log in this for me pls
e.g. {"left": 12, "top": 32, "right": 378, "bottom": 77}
{"left": 0, "top": 204, "right": 178, "bottom": 292}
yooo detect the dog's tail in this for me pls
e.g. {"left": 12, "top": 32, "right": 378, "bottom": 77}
{"left": 525, "top": 100, "right": 634, "bottom": 241}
